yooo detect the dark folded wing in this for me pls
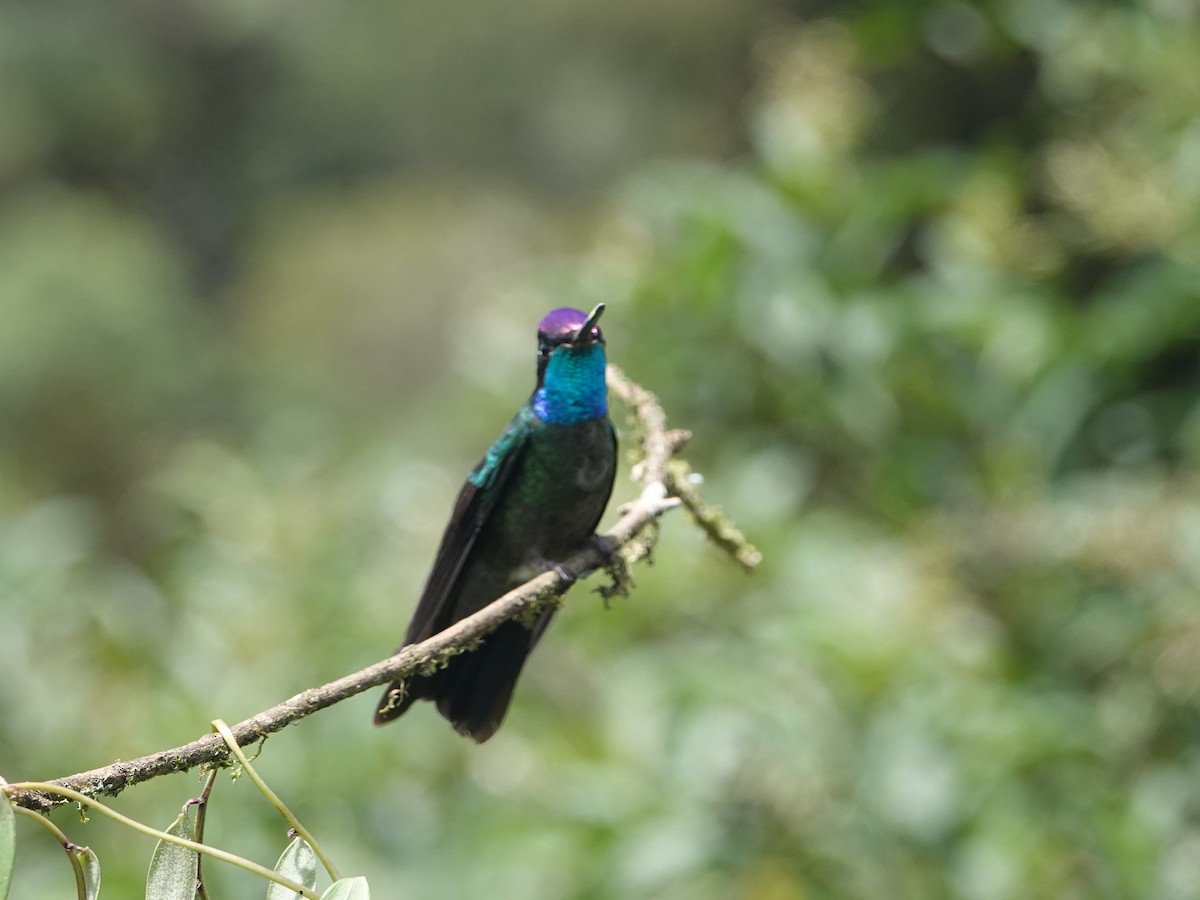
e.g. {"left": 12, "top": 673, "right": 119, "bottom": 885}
{"left": 401, "top": 412, "right": 530, "bottom": 644}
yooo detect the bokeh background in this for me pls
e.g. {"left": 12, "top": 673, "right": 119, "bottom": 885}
{"left": 3, "top": 0, "right": 1200, "bottom": 897}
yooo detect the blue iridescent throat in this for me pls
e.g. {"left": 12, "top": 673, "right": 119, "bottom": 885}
{"left": 533, "top": 343, "right": 608, "bottom": 425}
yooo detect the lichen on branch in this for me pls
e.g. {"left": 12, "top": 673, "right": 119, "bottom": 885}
{"left": 6, "top": 367, "right": 758, "bottom": 814}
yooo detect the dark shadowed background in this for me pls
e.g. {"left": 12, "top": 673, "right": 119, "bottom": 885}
{"left": 3, "top": 0, "right": 1200, "bottom": 896}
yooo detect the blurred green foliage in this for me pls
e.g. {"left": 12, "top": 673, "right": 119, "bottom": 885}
{"left": 3, "top": 0, "right": 1200, "bottom": 897}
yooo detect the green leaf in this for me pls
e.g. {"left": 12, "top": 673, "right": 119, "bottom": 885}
{"left": 74, "top": 847, "right": 101, "bottom": 900}
{"left": 0, "top": 779, "right": 14, "bottom": 900}
{"left": 145, "top": 812, "right": 198, "bottom": 900}
{"left": 319, "top": 876, "right": 369, "bottom": 900}
{"left": 265, "top": 836, "right": 318, "bottom": 899}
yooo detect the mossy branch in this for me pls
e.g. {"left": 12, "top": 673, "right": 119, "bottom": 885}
{"left": 5, "top": 367, "right": 758, "bottom": 813}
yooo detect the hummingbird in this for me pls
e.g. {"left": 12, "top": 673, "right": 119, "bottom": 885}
{"left": 374, "top": 304, "right": 617, "bottom": 742}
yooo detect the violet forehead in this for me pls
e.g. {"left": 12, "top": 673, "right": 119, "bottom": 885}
{"left": 538, "top": 307, "right": 595, "bottom": 341}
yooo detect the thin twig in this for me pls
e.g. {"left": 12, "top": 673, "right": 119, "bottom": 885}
{"left": 11, "top": 806, "right": 90, "bottom": 898}
{"left": 6, "top": 369, "right": 715, "bottom": 813}
{"left": 668, "top": 460, "right": 762, "bottom": 571}
{"left": 212, "top": 719, "right": 341, "bottom": 882}
{"left": 190, "top": 768, "right": 219, "bottom": 900}
{"left": 9, "top": 783, "right": 321, "bottom": 898}
{"left": 608, "top": 364, "right": 760, "bottom": 571}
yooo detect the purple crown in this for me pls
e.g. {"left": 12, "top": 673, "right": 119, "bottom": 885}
{"left": 538, "top": 306, "right": 604, "bottom": 343}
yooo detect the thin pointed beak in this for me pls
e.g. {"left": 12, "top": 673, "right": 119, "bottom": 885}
{"left": 572, "top": 303, "right": 605, "bottom": 345}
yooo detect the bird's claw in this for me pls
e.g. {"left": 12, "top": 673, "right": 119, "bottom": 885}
{"left": 551, "top": 562, "right": 578, "bottom": 584}
{"left": 544, "top": 536, "right": 632, "bottom": 608}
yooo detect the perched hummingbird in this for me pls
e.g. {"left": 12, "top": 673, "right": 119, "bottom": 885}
{"left": 374, "top": 304, "right": 617, "bottom": 742}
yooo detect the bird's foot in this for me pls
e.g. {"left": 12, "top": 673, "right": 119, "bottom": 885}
{"left": 550, "top": 561, "right": 579, "bottom": 584}
{"left": 586, "top": 532, "right": 619, "bottom": 563}
{"left": 544, "top": 534, "right": 611, "bottom": 582}
{"left": 542, "top": 536, "right": 633, "bottom": 607}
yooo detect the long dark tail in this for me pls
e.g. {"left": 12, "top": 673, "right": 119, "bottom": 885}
{"left": 373, "top": 613, "right": 554, "bottom": 742}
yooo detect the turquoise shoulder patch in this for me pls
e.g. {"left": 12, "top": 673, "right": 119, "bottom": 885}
{"left": 468, "top": 409, "right": 535, "bottom": 489}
